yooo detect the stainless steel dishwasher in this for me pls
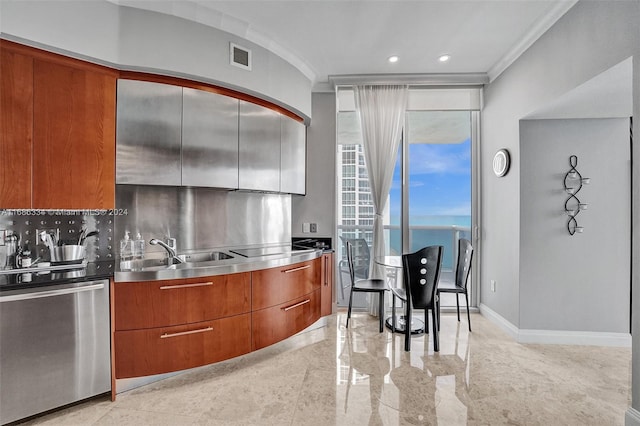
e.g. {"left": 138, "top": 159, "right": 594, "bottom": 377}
{"left": 0, "top": 279, "right": 111, "bottom": 424}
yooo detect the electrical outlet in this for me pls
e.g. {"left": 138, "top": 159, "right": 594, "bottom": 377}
{"left": 490, "top": 280, "right": 496, "bottom": 292}
{"left": 303, "top": 223, "right": 310, "bottom": 233}
{"left": 310, "top": 223, "right": 317, "bottom": 233}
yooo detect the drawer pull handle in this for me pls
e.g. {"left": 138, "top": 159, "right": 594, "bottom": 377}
{"left": 283, "top": 265, "right": 311, "bottom": 274}
{"left": 324, "top": 256, "right": 329, "bottom": 286}
{"left": 160, "top": 327, "right": 213, "bottom": 339}
{"left": 160, "top": 282, "right": 213, "bottom": 290}
{"left": 282, "top": 299, "right": 310, "bottom": 311}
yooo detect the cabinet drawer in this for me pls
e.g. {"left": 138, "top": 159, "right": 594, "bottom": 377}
{"left": 252, "top": 259, "right": 321, "bottom": 310}
{"left": 115, "top": 313, "right": 251, "bottom": 379}
{"left": 252, "top": 289, "right": 320, "bottom": 351}
{"left": 114, "top": 272, "right": 250, "bottom": 330}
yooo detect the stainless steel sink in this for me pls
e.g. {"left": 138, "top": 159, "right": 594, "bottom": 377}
{"left": 177, "top": 251, "right": 234, "bottom": 263}
{"left": 119, "top": 258, "right": 171, "bottom": 270}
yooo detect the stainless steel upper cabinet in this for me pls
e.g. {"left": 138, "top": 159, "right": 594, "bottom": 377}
{"left": 116, "top": 80, "right": 182, "bottom": 185}
{"left": 238, "top": 101, "right": 281, "bottom": 192}
{"left": 182, "top": 89, "right": 239, "bottom": 189}
{"left": 280, "top": 117, "right": 306, "bottom": 195}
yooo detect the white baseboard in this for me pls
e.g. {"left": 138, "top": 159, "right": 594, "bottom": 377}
{"left": 626, "top": 407, "right": 640, "bottom": 426}
{"left": 518, "top": 328, "right": 631, "bottom": 347}
{"left": 479, "top": 303, "right": 631, "bottom": 347}
{"left": 478, "top": 303, "right": 519, "bottom": 340}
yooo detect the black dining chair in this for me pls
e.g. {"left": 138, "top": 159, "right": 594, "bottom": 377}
{"left": 338, "top": 236, "right": 371, "bottom": 301}
{"left": 390, "top": 245, "right": 443, "bottom": 351}
{"left": 437, "top": 238, "right": 473, "bottom": 332}
{"left": 345, "top": 241, "right": 388, "bottom": 333}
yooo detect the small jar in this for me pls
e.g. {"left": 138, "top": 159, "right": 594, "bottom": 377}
{"left": 19, "top": 250, "right": 32, "bottom": 268}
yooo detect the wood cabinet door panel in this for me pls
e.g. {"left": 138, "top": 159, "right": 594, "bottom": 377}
{"left": 320, "top": 253, "right": 334, "bottom": 317}
{"left": 252, "top": 289, "right": 320, "bottom": 351}
{"left": 0, "top": 47, "right": 33, "bottom": 208}
{"left": 32, "top": 59, "right": 115, "bottom": 209}
{"left": 252, "top": 258, "right": 321, "bottom": 310}
{"left": 115, "top": 314, "right": 251, "bottom": 379}
{"left": 114, "top": 272, "right": 251, "bottom": 330}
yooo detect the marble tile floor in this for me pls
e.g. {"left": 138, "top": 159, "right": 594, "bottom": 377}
{"left": 20, "top": 312, "right": 631, "bottom": 426}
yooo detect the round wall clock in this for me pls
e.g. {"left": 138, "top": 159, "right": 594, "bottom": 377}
{"left": 493, "top": 149, "right": 510, "bottom": 177}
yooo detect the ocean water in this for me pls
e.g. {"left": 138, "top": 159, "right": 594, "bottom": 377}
{"left": 390, "top": 215, "right": 471, "bottom": 227}
{"left": 386, "top": 215, "right": 471, "bottom": 269}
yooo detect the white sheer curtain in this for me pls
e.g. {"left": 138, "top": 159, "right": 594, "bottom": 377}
{"left": 354, "top": 84, "right": 408, "bottom": 315}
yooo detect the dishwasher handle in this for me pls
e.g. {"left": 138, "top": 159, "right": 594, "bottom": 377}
{"left": 0, "top": 281, "right": 106, "bottom": 303}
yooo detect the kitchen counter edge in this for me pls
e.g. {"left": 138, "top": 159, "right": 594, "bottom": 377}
{"left": 114, "top": 249, "right": 323, "bottom": 282}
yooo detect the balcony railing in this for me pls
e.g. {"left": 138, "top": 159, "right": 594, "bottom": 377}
{"left": 337, "top": 224, "right": 471, "bottom": 271}
{"left": 336, "top": 224, "right": 472, "bottom": 308}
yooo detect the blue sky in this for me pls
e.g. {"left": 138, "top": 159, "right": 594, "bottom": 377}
{"left": 389, "top": 138, "right": 471, "bottom": 224}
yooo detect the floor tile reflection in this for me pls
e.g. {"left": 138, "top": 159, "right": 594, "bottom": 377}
{"left": 19, "top": 311, "right": 630, "bottom": 425}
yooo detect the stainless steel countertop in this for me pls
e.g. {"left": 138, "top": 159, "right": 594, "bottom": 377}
{"left": 114, "top": 248, "right": 323, "bottom": 282}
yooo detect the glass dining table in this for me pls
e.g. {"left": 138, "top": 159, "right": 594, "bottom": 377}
{"left": 374, "top": 256, "right": 425, "bottom": 334}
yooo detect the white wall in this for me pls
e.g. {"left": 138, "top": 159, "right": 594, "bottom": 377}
{"left": 292, "top": 93, "right": 336, "bottom": 239}
{"left": 481, "top": 0, "right": 639, "bottom": 330}
{"left": 0, "top": 0, "right": 312, "bottom": 120}
{"left": 519, "top": 118, "right": 630, "bottom": 333}
{"left": 480, "top": 0, "right": 640, "bottom": 419}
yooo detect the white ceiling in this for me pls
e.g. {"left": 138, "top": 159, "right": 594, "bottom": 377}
{"left": 112, "top": 0, "right": 578, "bottom": 91}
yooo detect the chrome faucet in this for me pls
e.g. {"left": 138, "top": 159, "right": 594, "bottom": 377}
{"left": 149, "top": 238, "right": 184, "bottom": 264}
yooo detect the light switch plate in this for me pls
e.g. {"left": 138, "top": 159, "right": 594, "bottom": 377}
{"left": 303, "top": 223, "right": 310, "bottom": 233}
{"left": 310, "top": 223, "right": 317, "bottom": 233}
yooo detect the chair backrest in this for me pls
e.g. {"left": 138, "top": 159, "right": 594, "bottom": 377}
{"left": 340, "top": 236, "right": 370, "bottom": 279}
{"left": 402, "top": 245, "right": 443, "bottom": 310}
{"left": 455, "top": 239, "right": 474, "bottom": 290}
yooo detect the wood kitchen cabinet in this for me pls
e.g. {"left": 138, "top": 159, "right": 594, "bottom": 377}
{"left": 252, "top": 290, "right": 320, "bottom": 351}
{"left": 32, "top": 59, "right": 116, "bottom": 209}
{"left": 114, "top": 272, "right": 251, "bottom": 330}
{"left": 0, "top": 40, "right": 116, "bottom": 209}
{"left": 0, "top": 46, "right": 33, "bottom": 208}
{"left": 251, "top": 259, "right": 321, "bottom": 311}
{"left": 115, "top": 314, "right": 251, "bottom": 378}
{"left": 113, "top": 272, "right": 251, "bottom": 379}
{"left": 320, "top": 252, "right": 334, "bottom": 317}
{"left": 251, "top": 258, "right": 321, "bottom": 350}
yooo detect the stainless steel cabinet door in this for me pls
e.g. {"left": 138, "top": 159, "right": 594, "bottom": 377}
{"left": 238, "top": 101, "right": 281, "bottom": 192}
{"left": 182, "top": 88, "right": 239, "bottom": 189}
{"left": 116, "top": 80, "right": 182, "bottom": 185}
{"left": 280, "top": 117, "right": 306, "bottom": 195}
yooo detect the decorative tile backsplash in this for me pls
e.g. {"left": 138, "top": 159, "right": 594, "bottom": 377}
{"left": 0, "top": 210, "right": 115, "bottom": 270}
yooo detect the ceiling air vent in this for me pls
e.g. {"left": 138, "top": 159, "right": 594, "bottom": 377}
{"left": 230, "top": 43, "right": 251, "bottom": 70}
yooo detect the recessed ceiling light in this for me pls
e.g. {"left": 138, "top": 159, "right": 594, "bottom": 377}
{"left": 439, "top": 54, "right": 451, "bottom": 62}
{"left": 388, "top": 55, "right": 399, "bottom": 63}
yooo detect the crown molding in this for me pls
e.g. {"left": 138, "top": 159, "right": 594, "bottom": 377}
{"left": 328, "top": 73, "right": 488, "bottom": 89}
{"left": 487, "top": 0, "right": 579, "bottom": 82}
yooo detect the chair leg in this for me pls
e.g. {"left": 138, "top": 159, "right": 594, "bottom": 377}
{"left": 465, "top": 291, "right": 472, "bottom": 332}
{"left": 424, "top": 308, "right": 429, "bottom": 334}
{"left": 404, "top": 304, "right": 411, "bottom": 351}
{"left": 435, "top": 296, "right": 440, "bottom": 332}
{"left": 456, "top": 293, "right": 461, "bottom": 321}
{"left": 346, "top": 289, "right": 354, "bottom": 328}
{"left": 432, "top": 307, "right": 439, "bottom": 352}
{"left": 392, "top": 295, "right": 396, "bottom": 333}
{"left": 436, "top": 293, "right": 441, "bottom": 331}
{"left": 378, "top": 291, "right": 385, "bottom": 333}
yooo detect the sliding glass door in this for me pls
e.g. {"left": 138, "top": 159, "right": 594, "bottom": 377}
{"left": 404, "top": 111, "right": 473, "bottom": 308}
{"left": 336, "top": 88, "right": 479, "bottom": 309}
